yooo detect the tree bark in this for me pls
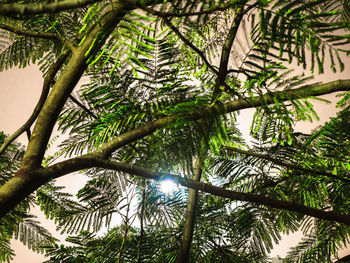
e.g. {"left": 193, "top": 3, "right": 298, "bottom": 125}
{"left": 176, "top": 157, "right": 202, "bottom": 263}
{"left": 212, "top": 2, "right": 245, "bottom": 101}
{"left": 0, "top": 0, "right": 100, "bottom": 15}
{"left": 137, "top": 184, "right": 146, "bottom": 263}
{"left": 21, "top": 2, "right": 126, "bottom": 169}
{"left": 95, "top": 79, "right": 350, "bottom": 157}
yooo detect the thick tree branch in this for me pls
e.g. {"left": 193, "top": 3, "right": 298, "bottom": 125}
{"left": 0, "top": 1, "right": 129, "bottom": 218}
{"left": 40, "top": 157, "right": 350, "bottom": 225}
{"left": 0, "top": 51, "right": 69, "bottom": 156}
{"left": 1, "top": 79, "right": 349, "bottom": 219}
{"left": 0, "top": 0, "right": 100, "bottom": 15}
{"left": 224, "top": 146, "right": 350, "bottom": 183}
{"left": 0, "top": 78, "right": 344, "bottom": 219}
{"left": 218, "top": 3, "right": 246, "bottom": 80}
{"left": 95, "top": 79, "right": 350, "bottom": 158}
{"left": 0, "top": 23, "right": 76, "bottom": 50}
{"left": 20, "top": 2, "right": 127, "bottom": 169}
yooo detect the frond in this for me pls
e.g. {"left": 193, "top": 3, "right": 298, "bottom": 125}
{"left": 141, "top": 182, "right": 186, "bottom": 228}
{"left": 13, "top": 217, "right": 57, "bottom": 253}
{"left": 0, "top": 235, "right": 14, "bottom": 263}
{"left": 255, "top": 0, "right": 350, "bottom": 73}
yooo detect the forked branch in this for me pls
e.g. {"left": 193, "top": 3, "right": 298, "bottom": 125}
{"left": 0, "top": 51, "right": 70, "bottom": 155}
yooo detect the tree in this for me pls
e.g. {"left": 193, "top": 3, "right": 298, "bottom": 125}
{"left": 0, "top": 0, "right": 350, "bottom": 262}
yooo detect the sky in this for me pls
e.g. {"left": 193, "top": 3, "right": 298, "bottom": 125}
{"left": 0, "top": 58, "right": 350, "bottom": 261}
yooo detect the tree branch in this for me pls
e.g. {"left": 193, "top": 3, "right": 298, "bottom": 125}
{"left": 68, "top": 95, "right": 98, "bottom": 119}
{"left": 1, "top": 77, "right": 349, "bottom": 218}
{"left": 0, "top": 1, "right": 129, "bottom": 219}
{"left": 136, "top": 182, "right": 146, "bottom": 263}
{"left": 0, "top": 23, "right": 76, "bottom": 51}
{"left": 212, "top": 2, "right": 246, "bottom": 101}
{"left": 20, "top": 2, "right": 127, "bottom": 169}
{"left": 42, "top": 157, "right": 350, "bottom": 225}
{"left": 176, "top": 155, "right": 203, "bottom": 263}
{"left": 224, "top": 146, "right": 350, "bottom": 183}
{"left": 95, "top": 79, "right": 350, "bottom": 158}
{"left": 0, "top": 0, "right": 100, "bottom": 15}
{"left": 142, "top": 2, "right": 237, "bottom": 17}
{"left": 0, "top": 51, "right": 70, "bottom": 156}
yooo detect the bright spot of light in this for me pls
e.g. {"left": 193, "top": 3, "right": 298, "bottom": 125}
{"left": 160, "top": 179, "right": 177, "bottom": 194}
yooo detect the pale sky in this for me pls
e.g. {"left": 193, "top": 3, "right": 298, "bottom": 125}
{"left": 1, "top": 59, "right": 350, "bottom": 261}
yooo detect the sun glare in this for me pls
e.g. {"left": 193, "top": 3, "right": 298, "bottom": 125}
{"left": 160, "top": 179, "right": 177, "bottom": 194}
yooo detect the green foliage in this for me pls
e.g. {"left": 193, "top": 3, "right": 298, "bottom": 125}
{"left": 255, "top": 0, "right": 350, "bottom": 73}
{"left": 0, "top": 133, "right": 56, "bottom": 262}
{"left": 0, "top": 0, "right": 350, "bottom": 262}
{"left": 42, "top": 0, "right": 350, "bottom": 261}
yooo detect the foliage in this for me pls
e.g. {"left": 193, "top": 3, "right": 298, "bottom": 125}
{"left": 0, "top": 0, "right": 350, "bottom": 262}
{"left": 0, "top": 133, "right": 56, "bottom": 262}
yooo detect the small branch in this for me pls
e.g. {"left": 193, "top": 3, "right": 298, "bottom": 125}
{"left": 25, "top": 129, "right": 31, "bottom": 141}
{"left": 0, "top": 23, "right": 57, "bottom": 39}
{"left": 224, "top": 146, "right": 350, "bottom": 183}
{"left": 242, "top": 1, "right": 259, "bottom": 15}
{"left": 0, "top": 51, "right": 69, "bottom": 156}
{"left": 212, "top": 2, "right": 246, "bottom": 101}
{"left": 0, "top": 23, "right": 76, "bottom": 51}
{"left": 218, "top": 3, "right": 246, "bottom": 78}
{"left": 117, "top": 198, "right": 131, "bottom": 263}
{"left": 68, "top": 95, "right": 98, "bottom": 119}
{"left": 0, "top": 0, "right": 100, "bottom": 15}
{"left": 162, "top": 16, "right": 218, "bottom": 75}
{"left": 43, "top": 157, "right": 350, "bottom": 225}
{"left": 142, "top": 2, "right": 237, "bottom": 17}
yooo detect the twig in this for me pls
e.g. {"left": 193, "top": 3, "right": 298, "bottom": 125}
{"left": 68, "top": 95, "right": 98, "bottom": 119}
{"left": 162, "top": 16, "right": 219, "bottom": 75}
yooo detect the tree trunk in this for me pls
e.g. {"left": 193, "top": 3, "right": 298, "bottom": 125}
{"left": 176, "top": 157, "right": 202, "bottom": 263}
{"left": 137, "top": 184, "right": 146, "bottom": 263}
